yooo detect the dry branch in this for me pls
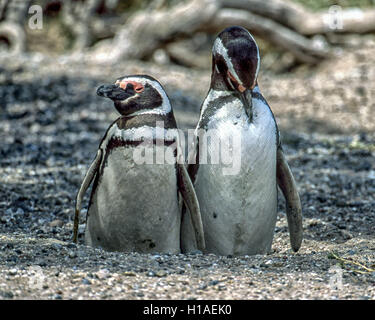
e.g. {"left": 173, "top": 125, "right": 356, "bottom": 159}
{"left": 0, "top": 0, "right": 29, "bottom": 53}
{"left": 205, "top": 8, "right": 330, "bottom": 64}
{"left": 61, "top": 0, "right": 102, "bottom": 51}
{"left": 0, "top": 21, "right": 26, "bottom": 53}
{"left": 222, "top": 0, "right": 375, "bottom": 35}
{"left": 91, "top": 0, "right": 220, "bottom": 62}
{"left": 91, "top": 0, "right": 330, "bottom": 65}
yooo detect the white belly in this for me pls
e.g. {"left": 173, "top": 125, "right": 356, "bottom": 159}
{"left": 86, "top": 147, "right": 181, "bottom": 253}
{"left": 194, "top": 95, "right": 278, "bottom": 255}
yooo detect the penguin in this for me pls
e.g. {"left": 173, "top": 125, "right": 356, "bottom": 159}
{"left": 73, "top": 75, "right": 205, "bottom": 254}
{"left": 181, "top": 26, "right": 302, "bottom": 255}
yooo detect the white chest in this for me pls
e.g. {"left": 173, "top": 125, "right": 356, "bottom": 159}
{"left": 193, "top": 92, "right": 279, "bottom": 255}
{"left": 197, "top": 93, "right": 277, "bottom": 178}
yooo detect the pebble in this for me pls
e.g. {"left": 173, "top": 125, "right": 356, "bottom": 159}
{"left": 96, "top": 269, "right": 110, "bottom": 279}
{"left": 147, "top": 271, "right": 156, "bottom": 277}
{"left": 8, "top": 268, "right": 18, "bottom": 275}
{"left": 155, "top": 270, "right": 167, "bottom": 277}
{"left": 1, "top": 291, "right": 14, "bottom": 299}
{"left": 198, "top": 284, "right": 207, "bottom": 290}
{"left": 49, "top": 220, "right": 64, "bottom": 228}
{"left": 208, "top": 280, "right": 219, "bottom": 286}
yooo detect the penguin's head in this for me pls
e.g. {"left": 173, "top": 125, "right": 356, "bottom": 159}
{"left": 97, "top": 75, "right": 171, "bottom": 116}
{"left": 212, "top": 26, "right": 260, "bottom": 119}
{"left": 212, "top": 26, "right": 260, "bottom": 92}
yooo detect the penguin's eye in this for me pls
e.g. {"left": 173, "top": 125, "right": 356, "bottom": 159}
{"left": 134, "top": 84, "right": 144, "bottom": 93}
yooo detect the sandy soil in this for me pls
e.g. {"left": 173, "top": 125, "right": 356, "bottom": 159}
{"left": 0, "top": 38, "right": 374, "bottom": 300}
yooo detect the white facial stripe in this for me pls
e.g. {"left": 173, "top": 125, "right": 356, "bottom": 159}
{"left": 118, "top": 77, "right": 172, "bottom": 116}
{"left": 213, "top": 38, "right": 243, "bottom": 86}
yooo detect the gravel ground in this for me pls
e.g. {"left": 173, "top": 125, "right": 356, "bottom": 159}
{"left": 0, "top": 40, "right": 374, "bottom": 300}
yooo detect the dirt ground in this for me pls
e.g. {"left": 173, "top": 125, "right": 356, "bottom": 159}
{"left": 0, "top": 37, "right": 374, "bottom": 300}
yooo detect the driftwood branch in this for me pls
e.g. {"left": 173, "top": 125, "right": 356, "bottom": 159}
{"left": 92, "top": 0, "right": 329, "bottom": 64}
{"left": 0, "top": 0, "right": 29, "bottom": 53}
{"left": 2, "top": 0, "right": 374, "bottom": 66}
{"left": 61, "top": 0, "right": 102, "bottom": 51}
{"left": 91, "top": 0, "right": 220, "bottom": 62}
{"left": 222, "top": 0, "right": 375, "bottom": 35}
{"left": 0, "top": 21, "right": 25, "bottom": 53}
{"left": 205, "top": 8, "right": 330, "bottom": 64}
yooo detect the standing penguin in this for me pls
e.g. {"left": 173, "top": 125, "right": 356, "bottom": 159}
{"left": 181, "top": 26, "right": 302, "bottom": 255}
{"left": 73, "top": 75, "right": 205, "bottom": 253}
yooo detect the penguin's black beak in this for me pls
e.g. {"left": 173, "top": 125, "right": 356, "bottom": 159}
{"left": 240, "top": 89, "right": 253, "bottom": 122}
{"left": 97, "top": 84, "right": 133, "bottom": 101}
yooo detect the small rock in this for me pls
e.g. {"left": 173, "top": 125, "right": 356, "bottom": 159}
{"left": 8, "top": 268, "right": 17, "bottom": 275}
{"left": 340, "top": 230, "right": 352, "bottom": 240}
{"left": 1, "top": 291, "right": 14, "bottom": 299}
{"left": 198, "top": 284, "right": 207, "bottom": 290}
{"left": 49, "top": 219, "right": 64, "bottom": 228}
{"left": 67, "top": 243, "right": 77, "bottom": 249}
{"left": 208, "top": 280, "right": 219, "bottom": 286}
{"left": 155, "top": 270, "right": 167, "bottom": 277}
{"left": 36, "top": 260, "right": 47, "bottom": 267}
{"left": 51, "top": 243, "right": 63, "bottom": 251}
{"left": 96, "top": 269, "right": 110, "bottom": 279}
{"left": 15, "top": 208, "right": 24, "bottom": 215}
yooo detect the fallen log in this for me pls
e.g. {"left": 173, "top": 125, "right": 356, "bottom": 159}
{"left": 222, "top": 0, "right": 375, "bottom": 35}
{"left": 205, "top": 8, "right": 330, "bottom": 64}
{"left": 0, "top": 21, "right": 26, "bottom": 53}
{"left": 91, "top": 0, "right": 329, "bottom": 65}
{"left": 96, "top": 0, "right": 220, "bottom": 61}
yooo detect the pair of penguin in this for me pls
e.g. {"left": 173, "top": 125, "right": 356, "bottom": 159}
{"left": 73, "top": 26, "right": 303, "bottom": 256}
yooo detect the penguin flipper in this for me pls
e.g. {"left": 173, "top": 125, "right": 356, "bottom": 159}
{"left": 177, "top": 161, "right": 205, "bottom": 251}
{"left": 276, "top": 147, "right": 303, "bottom": 252}
{"left": 73, "top": 149, "right": 103, "bottom": 243}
